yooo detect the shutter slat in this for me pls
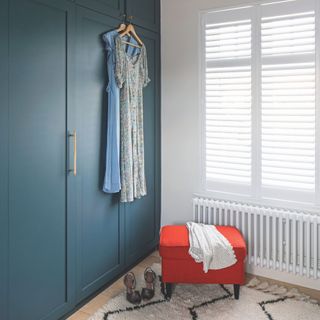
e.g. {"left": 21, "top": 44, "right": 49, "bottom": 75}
{"left": 262, "top": 168, "right": 314, "bottom": 178}
{"left": 262, "top": 179, "right": 314, "bottom": 190}
{"left": 262, "top": 154, "right": 314, "bottom": 163}
{"left": 262, "top": 147, "right": 314, "bottom": 156}
{"left": 262, "top": 30, "right": 314, "bottom": 42}
{"left": 262, "top": 109, "right": 314, "bottom": 116}
{"left": 262, "top": 160, "right": 314, "bottom": 170}
{"left": 262, "top": 142, "right": 315, "bottom": 148}
{"left": 206, "top": 149, "right": 251, "bottom": 159}
{"left": 262, "top": 173, "right": 314, "bottom": 184}
{"left": 262, "top": 103, "right": 314, "bottom": 109}
{"left": 262, "top": 128, "right": 313, "bottom": 136}
{"left": 262, "top": 134, "right": 314, "bottom": 142}
{"left": 207, "top": 155, "right": 251, "bottom": 165}
{"left": 262, "top": 24, "right": 314, "bottom": 35}
{"left": 207, "top": 162, "right": 250, "bottom": 171}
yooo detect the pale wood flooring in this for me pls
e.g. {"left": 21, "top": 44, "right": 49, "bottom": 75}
{"left": 68, "top": 251, "right": 319, "bottom": 320}
{"left": 68, "top": 251, "right": 161, "bottom": 320}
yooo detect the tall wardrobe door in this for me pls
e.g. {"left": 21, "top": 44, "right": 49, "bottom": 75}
{"left": 125, "top": 28, "right": 161, "bottom": 265}
{"left": 8, "top": 1, "right": 74, "bottom": 319}
{"left": 74, "top": 7, "right": 124, "bottom": 301}
{"left": 0, "top": 1, "right": 9, "bottom": 319}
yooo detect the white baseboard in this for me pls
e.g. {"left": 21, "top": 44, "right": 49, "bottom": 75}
{"left": 246, "top": 262, "right": 320, "bottom": 291}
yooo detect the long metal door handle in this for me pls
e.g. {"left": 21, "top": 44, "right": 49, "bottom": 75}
{"left": 68, "top": 129, "right": 77, "bottom": 176}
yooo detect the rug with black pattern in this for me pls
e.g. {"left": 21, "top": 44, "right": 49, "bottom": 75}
{"left": 88, "top": 264, "right": 319, "bottom": 320}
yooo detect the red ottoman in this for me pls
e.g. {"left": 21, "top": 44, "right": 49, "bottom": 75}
{"left": 159, "top": 225, "right": 247, "bottom": 299}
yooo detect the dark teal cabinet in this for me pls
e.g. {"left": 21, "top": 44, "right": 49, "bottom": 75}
{"left": 74, "top": 7, "right": 125, "bottom": 301}
{"left": 5, "top": 1, "right": 76, "bottom": 319}
{"left": 0, "top": 1, "right": 9, "bottom": 320}
{"left": 126, "top": 0, "right": 160, "bottom": 32}
{"left": 0, "top": 0, "right": 160, "bottom": 319}
{"left": 73, "top": 6, "right": 161, "bottom": 300}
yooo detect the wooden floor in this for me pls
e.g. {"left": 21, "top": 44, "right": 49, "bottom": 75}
{"left": 68, "top": 251, "right": 161, "bottom": 320}
{"left": 68, "top": 251, "right": 320, "bottom": 320}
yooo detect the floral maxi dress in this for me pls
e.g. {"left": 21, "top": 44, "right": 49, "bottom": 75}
{"left": 115, "top": 36, "right": 150, "bottom": 202}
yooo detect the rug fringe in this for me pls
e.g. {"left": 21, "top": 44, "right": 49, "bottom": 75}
{"left": 246, "top": 277, "right": 319, "bottom": 305}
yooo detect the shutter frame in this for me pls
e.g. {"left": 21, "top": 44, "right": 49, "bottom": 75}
{"left": 201, "top": 0, "right": 318, "bottom": 206}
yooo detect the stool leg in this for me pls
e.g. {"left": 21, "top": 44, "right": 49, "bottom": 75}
{"left": 233, "top": 284, "right": 240, "bottom": 300}
{"left": 165, "top": 283, "right": 172, "bottom": 299}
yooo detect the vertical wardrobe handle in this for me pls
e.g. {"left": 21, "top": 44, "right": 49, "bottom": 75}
{"left": 68, "top": 129, "right": 77, "bottom": 176}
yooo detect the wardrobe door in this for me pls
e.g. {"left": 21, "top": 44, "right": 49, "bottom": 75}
{"left": 75, "top": 0, "right": 124, "bottom": 18}
{"left": 125, "top": 28, "right": 161, "bottom": 265}
{"left": 7, "top": 1, "right": 75, "bottom": 319}
{"left": 74, "top": 7, "right": 124, "bottom": 301}
{"left": 0, "top": 1, "right": 9, "bottom": 319}
{"left": 126, "top": 0, "right": 160, "bottom": 32}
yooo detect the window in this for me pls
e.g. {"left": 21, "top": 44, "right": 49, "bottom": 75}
{"left": 201, "top": 0, "right": 319, "bottom": 206}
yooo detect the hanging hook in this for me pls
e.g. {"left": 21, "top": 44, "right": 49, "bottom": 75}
{"left": 120, "top": 13, "right": 126, "bottom": 24}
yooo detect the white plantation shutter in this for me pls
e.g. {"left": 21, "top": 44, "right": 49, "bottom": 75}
{"left": 205, "top": 65, "right": 251, "bottom": 185}
{"left": 202, "top": 0, "right": 319, "bottom": 205}
{"left": 261, "top": 61, "right": 316, "bottom": 191}
{"left": 204, "top": 9, "right": 252, "bottom": 193}
{"left": 260, "top": 2, "right": 316, "bottom": 201}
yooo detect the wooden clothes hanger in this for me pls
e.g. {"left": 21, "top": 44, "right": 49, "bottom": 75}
{"left": 120, "top": 19, "right": 143, "bottom": 48}
{"left": 116, "top": 23, "right": 126, "bottom": 32}
{"left": 115, "top": 22, "right": 141, "bottom": 48}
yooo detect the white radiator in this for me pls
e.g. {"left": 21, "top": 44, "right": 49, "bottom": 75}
{"left": 193, "top": 197, "right": 320, "bottom": 279}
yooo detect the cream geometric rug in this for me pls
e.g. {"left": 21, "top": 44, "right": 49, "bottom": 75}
{"left": 88, "top": 264, "right": 320, "bottom": 320}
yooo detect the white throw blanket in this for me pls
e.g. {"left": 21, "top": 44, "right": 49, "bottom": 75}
{"left": 186, "top": 222, "right": 237, "bottom": 273}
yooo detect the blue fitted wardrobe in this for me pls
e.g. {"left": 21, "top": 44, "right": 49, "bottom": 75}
{"left": 0, "top": 0, "right": 160, "bottom": 319}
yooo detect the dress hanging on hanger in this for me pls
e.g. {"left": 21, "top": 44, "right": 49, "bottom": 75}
{"left": 115, "top": 33, "right": 150, "bottom": 202}
{"left": 102, "top": 25, "right": 137, "bottom": 194}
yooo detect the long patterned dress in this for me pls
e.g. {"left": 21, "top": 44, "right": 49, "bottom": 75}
{"left": 115, "top": 36, "right": 150, "bottom": 202}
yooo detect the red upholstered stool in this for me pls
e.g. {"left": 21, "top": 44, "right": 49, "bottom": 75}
{"left": 159, "top": 225, "right": 247, "bottom": 299}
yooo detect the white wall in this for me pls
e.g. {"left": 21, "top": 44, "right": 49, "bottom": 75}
{"left": 161, "top": 0, "right": 253, "bottom": 225}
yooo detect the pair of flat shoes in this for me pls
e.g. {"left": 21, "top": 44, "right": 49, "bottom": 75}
{"left": 123, "top": 267, "right": 156, "bottom": 304}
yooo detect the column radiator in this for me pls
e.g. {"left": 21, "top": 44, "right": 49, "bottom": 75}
{"left": 193, "top": 197, "right": 320, "bottom": 279}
